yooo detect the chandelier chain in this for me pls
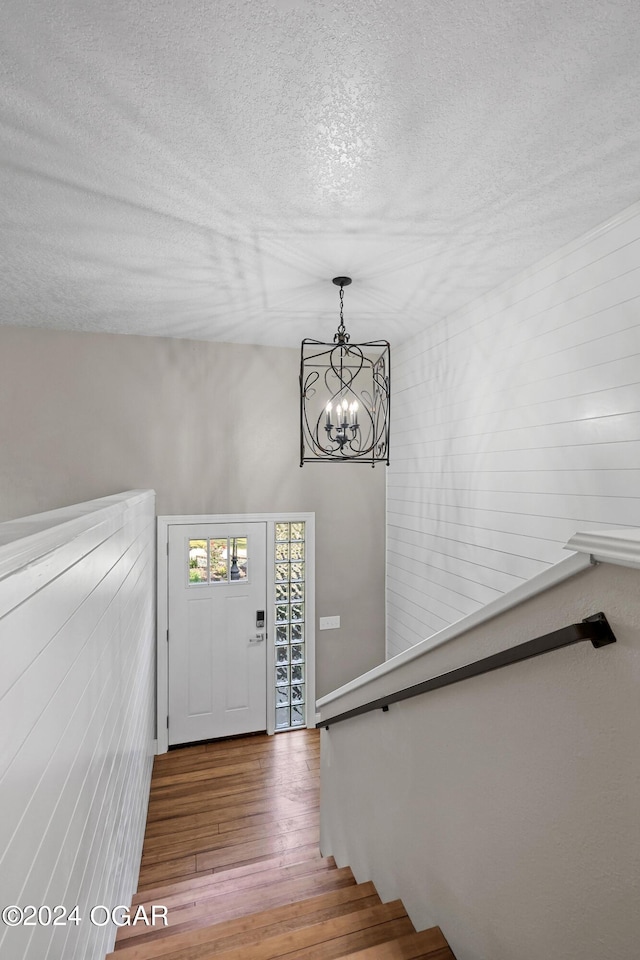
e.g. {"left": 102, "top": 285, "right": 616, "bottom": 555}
{"left": 335, "top": 282, "right": 350, "bottom": 343}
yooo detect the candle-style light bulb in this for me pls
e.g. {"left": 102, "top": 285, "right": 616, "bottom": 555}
{"left": 352, "top": 400, "right": 359, "bottom": 426}
{"left": 325, "top": 402, "right": 332, "bottom": 427}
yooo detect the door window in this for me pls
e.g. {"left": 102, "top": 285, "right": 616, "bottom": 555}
{"left": 188, "top": 537, "right": 248, "bottom": 584}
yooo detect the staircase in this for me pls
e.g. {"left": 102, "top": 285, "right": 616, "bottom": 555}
{"left": 106, "top": 730, "right": 455, "bottom": 960}
{"left": 107, "top": 852, "right": 455, "bottom": 959}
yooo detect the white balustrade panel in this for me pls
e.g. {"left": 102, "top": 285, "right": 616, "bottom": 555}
{"left": 0, "top": 490, "right": 156, "bottom": 960}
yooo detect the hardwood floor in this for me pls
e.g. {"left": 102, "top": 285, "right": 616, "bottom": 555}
{"left": 109, "top": 728, "right": 456, "bottom": 959}
{"left": 138, "top": 728, "right": 321, "bottom": 890}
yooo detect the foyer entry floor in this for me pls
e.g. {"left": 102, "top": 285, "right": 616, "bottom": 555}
{"left": 137, "top": 728, "right": 321, "bottom": 891}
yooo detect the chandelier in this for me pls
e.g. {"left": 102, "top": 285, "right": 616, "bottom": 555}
{"left": 299, "top": 277, "right": 390, "bottom": 465}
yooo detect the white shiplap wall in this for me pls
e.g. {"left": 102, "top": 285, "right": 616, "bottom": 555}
{"left": 0, "top": 490, "right": 156, "bottom": 960}
{"left": 387, "top": 201, "right": 640, "bottom": 657}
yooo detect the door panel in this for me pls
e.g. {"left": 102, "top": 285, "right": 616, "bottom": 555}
{"left": 168, "top": 522, "right": 267, "bottom": 745}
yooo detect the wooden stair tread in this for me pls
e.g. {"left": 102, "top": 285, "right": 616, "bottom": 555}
{"left": 249, "top": 903, "right": 414, "bottom": 960}
{"left": 110, "top": 899, "right": 412, "bottom": 960}
{"left": 271, "top": 920, "right": 417, "bottom": 960}
{"left": 132, "top": 855, "right": 336, "bottom": 909}
{"left": 116, "top": 867, "right": 359, "bottom": 945}
{"left": 111, "top": 883, "right": 381, "bottom": 958}
{"left": 331, "top": 927, "right": 455, "bottom": 959}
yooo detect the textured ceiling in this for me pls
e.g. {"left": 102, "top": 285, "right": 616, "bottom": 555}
{"left": 1, "top": 0, "right": 639, "bottom": 347}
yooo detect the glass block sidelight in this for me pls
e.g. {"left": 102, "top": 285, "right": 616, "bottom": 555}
{"left": 275, "top": 542, "right": 290, "bottom": 562}
{"left": 291, "top": 703, "right": 305, "bottom": 726}
{"left": 276, "top": 583, "right": 289, "bottom": 602}
{"left": 276, "top": 706, "right": 290, "bottom": 729}
{"left": 273, "top": 521, "right": 306, "bottom": 732}
{"left": 290, "top": 542, "right": 304, "bottom": 561}
{"left": 276, "top": 665, "right": 290, "bottom": 685}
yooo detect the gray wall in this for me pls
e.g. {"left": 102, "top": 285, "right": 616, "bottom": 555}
{"left": 320, "top": 559, "right": 640, "bottom": 960}
{"left": 0, "top": 325, "right": 386, "bottom": 697}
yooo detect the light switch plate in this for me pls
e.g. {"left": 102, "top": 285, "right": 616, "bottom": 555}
{"left": 319, "top": 615, "right": 340, "bottom": 630}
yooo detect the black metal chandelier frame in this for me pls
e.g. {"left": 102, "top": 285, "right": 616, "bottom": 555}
{"left": 299, "top": 277, "right": 391, "bottom": 466}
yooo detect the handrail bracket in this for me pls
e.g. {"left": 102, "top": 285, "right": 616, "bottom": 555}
{"left": 583, "top": 612, "right": 617, "bottom": 648}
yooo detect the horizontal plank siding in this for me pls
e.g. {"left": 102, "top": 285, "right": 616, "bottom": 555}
{"left": 0, "top": 490, "right": 156, "bottom": 960}
{"left": 388, "top": 202, "right": 640, "bottom": 655}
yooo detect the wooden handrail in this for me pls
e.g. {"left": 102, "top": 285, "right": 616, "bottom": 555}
{"left": 318, "top": 613, "right": 617, "bottom": 730}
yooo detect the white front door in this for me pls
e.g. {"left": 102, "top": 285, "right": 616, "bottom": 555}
{"left": 168, "top": 522, "right": 267, "bottom": 745}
